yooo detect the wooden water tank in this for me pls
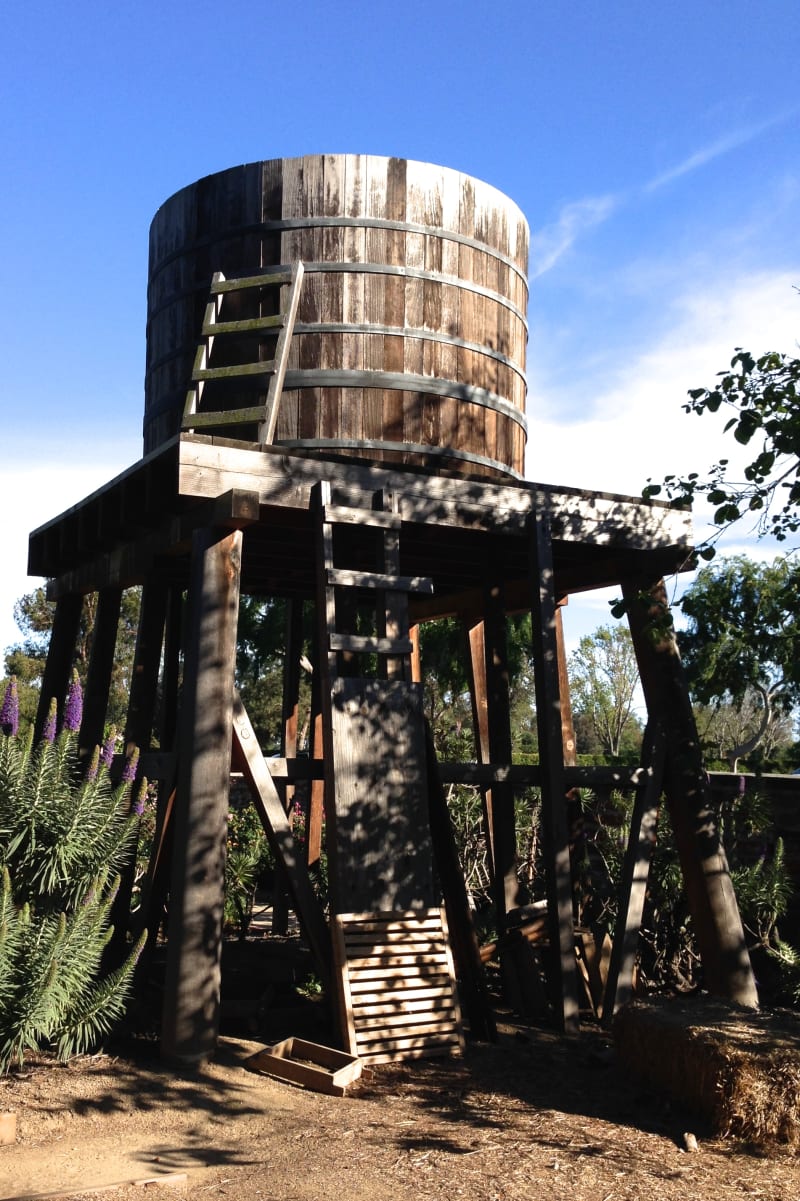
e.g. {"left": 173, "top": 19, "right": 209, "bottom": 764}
{"left": 145, "top": 155, "right": 529, "bottom": 478}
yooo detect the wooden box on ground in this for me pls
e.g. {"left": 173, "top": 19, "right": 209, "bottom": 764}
{"left": 614, "top": 997, "right": 800, "bottom": 1145}
{"left": 245, "top": 1037, "right": 362, "bottom": 1096}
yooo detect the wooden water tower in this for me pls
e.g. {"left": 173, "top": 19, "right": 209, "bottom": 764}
{"left": 28, "top": 156, "right": 757, "bottom": 1066}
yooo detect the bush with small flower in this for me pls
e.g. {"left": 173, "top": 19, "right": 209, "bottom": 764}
{"left": 0, "top": 674, "right": 146, "bottom": 1070}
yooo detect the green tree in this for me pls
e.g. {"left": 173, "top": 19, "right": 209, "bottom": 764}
{"left": 568, "top": 624, "right": 642, "bottom": 759}
{"left": 644, "top": 347, "right": 800, "bottom": 556}
{"left": 678, "top": 555, "right": 800, "bottom": 770}
{"left": 694, "top": 693, "right": 795, "bottom": 771}
{"left": 4, "top": 588, "right": 141, "bottom": 732}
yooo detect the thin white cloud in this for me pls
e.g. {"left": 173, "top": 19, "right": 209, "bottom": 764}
{"left": 529, "top": 194, "right": 619, "bottom": 279}
{"left": 0, "top": 445, "right": 139, "bottom": 661}
{"left": 527, "top": 269, "right": 799, "bottom": 499}
{"left": 644, "top": 110, "right": 797, "bottom": 193}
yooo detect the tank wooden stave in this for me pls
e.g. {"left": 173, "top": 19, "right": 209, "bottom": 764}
{"left": 144, "top": 156, "right": 529, "bottom": 478}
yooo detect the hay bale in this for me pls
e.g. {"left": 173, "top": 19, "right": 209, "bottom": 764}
{"left": 614, "top": 996, "right": 800, "bottom": 1146}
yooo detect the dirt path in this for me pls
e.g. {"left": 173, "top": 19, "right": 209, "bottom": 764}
{"left": 0, "top": 1029, "right": 797, "bottom": 1201}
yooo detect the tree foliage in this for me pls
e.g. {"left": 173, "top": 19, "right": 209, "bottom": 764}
{"left": 568, "top": 624, "right": 642, "bottom": 759}
{"left": 4, "top": 587, "right": 141, "bottom": 732}
{"left": 644, "top": 348, "right": 800, "bottom": 556}
{"left": 678, "top": 555, "right": 800, "bottom": 769}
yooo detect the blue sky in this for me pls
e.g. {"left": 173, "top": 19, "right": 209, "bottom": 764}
{"left": 2, "top": 0, "right": 798, "bottom": 656}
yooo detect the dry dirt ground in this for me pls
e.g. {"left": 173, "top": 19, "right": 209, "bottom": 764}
{"left": 1, "top": 1019, "right": 798, "bottom": 1201}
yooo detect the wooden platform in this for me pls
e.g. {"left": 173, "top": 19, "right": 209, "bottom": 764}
{"left": 28, "top": 433, "right": 693, "bottom": 607}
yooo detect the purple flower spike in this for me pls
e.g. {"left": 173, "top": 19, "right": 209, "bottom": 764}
{"left": 100, "top": 727, "right": 117, "bottom": 769}
{"left": 122, "top": 746, "right": 140, "bottom": 785}
{"left": 42, "top": 698, "right": 58, "bottom": 744}
{"left": 85, "top": 746, "right": 100, "bottom": 781}
{"left": 63, "top": 671, "right": 83, "bottom": 733}
{"left": 133, "top": 778, "right": 148, "bottom": 817}
{"left": 0, "top": 676, "right": 19, "bottom": 737}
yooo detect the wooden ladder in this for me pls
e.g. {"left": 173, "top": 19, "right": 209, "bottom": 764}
{"left": 181, "top": 261, "right": 304, "bottom": 445}
{"left": 313, "top": 482, "right": 464, "bottom": 1062}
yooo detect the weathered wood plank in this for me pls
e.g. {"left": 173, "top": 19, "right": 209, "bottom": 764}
{"left": 327, "top": 568, "right": 433, "bottom": 593}
{"left": 329, "top": 677, "right": 435, "bottom": 912}
{"left": 328, "top": 633, "right": 413, "bottom": 655}
{"left": 162, "top": 527, "right": 243, "bottom": 1063}
{"left": 529, "top": 498, "right": 582, "bottom": 1035}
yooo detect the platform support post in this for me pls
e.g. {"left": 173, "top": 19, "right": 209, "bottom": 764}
{"left": 624, "top": 577, "right": 758, "bottom": 1008}
{"left": 162, "top": 526, "right": 243, "bottom": 1063}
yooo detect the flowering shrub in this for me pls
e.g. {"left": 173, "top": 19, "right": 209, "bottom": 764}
{"left": 0, "top": 680, "right": 146, "bottom": 1070}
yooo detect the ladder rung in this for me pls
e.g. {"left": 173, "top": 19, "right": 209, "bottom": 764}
{"left": 327, "top": 568, "right": 433, "bottom": 594}
{"left": 322, "top": 505, "right": 402, "bottom": 529}
{"left": 194, "top": 361, "right": 276, "bottom": 382}
{"left": 182, "top": 405, "right": 267, "bottom": 429}
{"left": 211, "top": 269, "right": 293, "bottom": 293}
{"left": 329, "top": 633, "right": 413, "bottom": 655}
{"left": 201, "top": 314, "right": 287, "bottom": 336}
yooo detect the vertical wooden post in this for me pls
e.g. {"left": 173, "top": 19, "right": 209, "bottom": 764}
{"left": 107, "top": 580, "right": 169, "bottom": 961}
{"left": 464, "top": 587, "right": 520, "bottom": 929}
{"left": 623, "top": 578, "right": 758, "bottom": 1008}
{"left": 280, "top": 598, "right": 304, "bottom": 809}
{"left": 159, "top": 586, "right": 184, "bottom": 753}
{"left": 34, "top": 593, "right": 83, "bottom": 742}
{"left": 554, "top": 603, "right": 577, "bottom": 768}
{"left": 529, "top": 498, "right": 582, "bottom": 1033}
{"left": 124, "top": 580, "right": 169, "bottom": 758}
{"left": 161, "top": 526, "right": 243, "bottom": 1064}
{"left": 78, "top": 587, "right": 122, "bottom": 758}
{"left": 464, "top": 616, "right": 496, "bottom": 883}
{"left": 272, "top": 598, "right": 304, "bottom": 935}
{"left": 424, "top": 721, "right": 496, "bottom": 1042}
{"left": 306, "top": 637, "right": 325, "bottom": 870}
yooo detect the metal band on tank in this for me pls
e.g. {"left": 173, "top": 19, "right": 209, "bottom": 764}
{"left": 275, "top": 438, "right": 525, "bottom": 479}
{"left": 145, "top": 322, "right": 528, "bottom": 384}
{"left": 281, "top": 371, "right": 528, "bottom": 433}
{"left": 261, "top": 217, "right": 529, "bottom": 282}
{"left": 147, "top": 218, "right": 529, "bottom": 287}
{"left": 146, "top": 262, "right": 528, "bottom": 329}
{"left": 293, "top": 324, "right": 526, "bottom": 380}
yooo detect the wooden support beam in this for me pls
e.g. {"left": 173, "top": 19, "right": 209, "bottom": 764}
{"left": 272, "top": 597, "right": 304, "bottom": 935}
{"left": 107, "top": 580, "right": 170, "bottom": 962}
{"left": 124, "top": 580, "right": 169, "bottom": 757}
{"left": 34, "top": 593, "right": 83, "bottom": 742}
{"left": 464, "top": 616, "right": 496, "bottom": 884}
{"left": 161, "top": 526, "right": 243, "bottom": 1064}
{"left": 463, "top": 588, "right": 521, "bottom": 930}
{"left": 78, "top": 587, "right": 121, "bottom": 758}
{"left": 231, "top": 693, "right": 331, "bottom": 990}
{"left": 602, "top": 722, "right": 665, "bottom": 1024}
{"left": 424, "top": 721, "right": 496, "bottom": 1042}
{"left": 158, "top": 586, "right": 184, "bottom": 752}
{"left": 529, "top": 499, "right": 582, "bottom": 1034}
{"left": 623, "top": 578, "right": 758, "bottom": 1008}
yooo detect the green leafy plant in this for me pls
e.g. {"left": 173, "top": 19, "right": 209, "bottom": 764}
{"left": 0, "top": 681, "right": 145, "bottom": 1070}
